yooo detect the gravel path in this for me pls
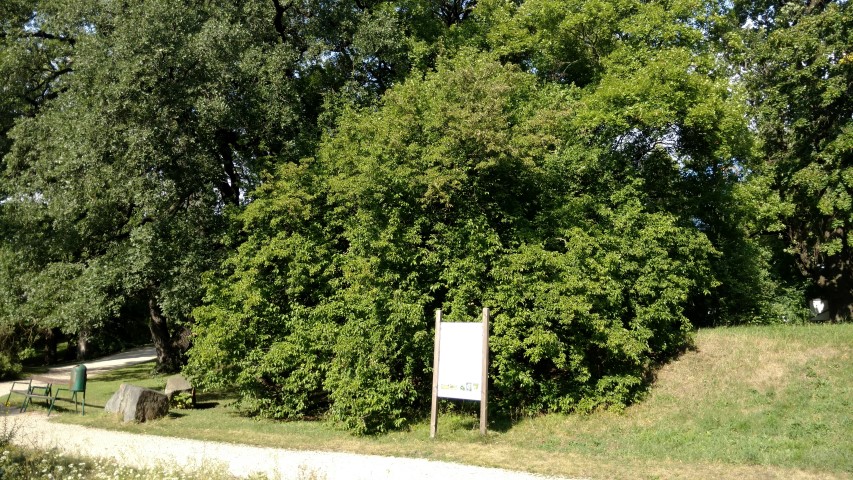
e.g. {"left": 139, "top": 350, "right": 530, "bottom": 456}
{"left": 8, "top": 413, "right": 575, "bottom": 480}
{"left": 2, "top": 347, "right": 578, "bottom": 480}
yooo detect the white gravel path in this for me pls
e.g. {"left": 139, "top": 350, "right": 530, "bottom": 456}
{"left": 8, "top": 413, "right": 576, "bottom": 480}
{"left": 2, "top": 346, "right": 580, "bottom": 480}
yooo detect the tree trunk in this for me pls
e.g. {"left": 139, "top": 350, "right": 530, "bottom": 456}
{"left": 793, "top": 222, "right": 853, "bottom": 322}
{"left": 827, "top": 295, "right": 853, "bottom": 322}
{"left": 76, "top": 329, "right": 90, "bottom": 360}
{"left": 148, "top": 298, "right": 179, "bottom": 373}
{"left": 824, "top": 277, "right": 853, "bottom": 323}
{"left": 43, "top": 327, "right": 59, "bottom": 365}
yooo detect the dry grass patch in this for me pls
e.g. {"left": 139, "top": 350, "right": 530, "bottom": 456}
{"left": 654, "top": 326, "right": 847, "bottom": 400}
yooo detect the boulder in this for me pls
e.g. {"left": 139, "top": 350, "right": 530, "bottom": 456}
{"left": 105, "top": 383, "right": 169, "bottom": 423}
{"left": 164, "top": 374, "right": 195, "bottom": 406}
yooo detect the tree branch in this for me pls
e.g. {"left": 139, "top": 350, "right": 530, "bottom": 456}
{"left": 25, "top": 30, "right": 77, "bottom": 46}
{"left": 271, "top": 0, "right": 291, "bottom": 43}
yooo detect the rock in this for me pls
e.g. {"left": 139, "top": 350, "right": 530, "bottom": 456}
{"left": 164, "top": 374, "right": 195, "bottom": 406}
{"left": 104, "top": 383, "right": 170, "bottom": 423}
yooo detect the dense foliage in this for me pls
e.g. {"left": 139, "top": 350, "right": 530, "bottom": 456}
{"left": 185, "top": 40, "right": 726, "bottom": 431}
{"left": 0, "top": 0, "right": 438, "bottom": 371}
{"left": 737, "top": 0, "right": 853, "bottom": 321}
{"left": 1, "top": 0, "right": 847, "bottom": 429}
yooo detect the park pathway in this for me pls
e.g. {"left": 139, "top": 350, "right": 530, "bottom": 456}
{"left": 10, "top": 413, "right": 573, "bottom": 480}
{"left": 2, "top": 347, "right": 574, "bottom": 480}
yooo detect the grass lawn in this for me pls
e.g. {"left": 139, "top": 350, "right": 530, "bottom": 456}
{"left": 39, "top": 323, "right": 853, "bottom": 479}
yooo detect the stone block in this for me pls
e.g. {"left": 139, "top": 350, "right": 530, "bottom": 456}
{"left": 165, "top": 374, "right": 195, "bottom": 407}
{"left": 105, "top": 383, "right": 169, "bottom": 423}
{"left": 164, "top": 374, "right": 195, "bottom": 405}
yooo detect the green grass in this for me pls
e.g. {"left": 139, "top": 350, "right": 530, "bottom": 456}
{"left": 41, "top": 323, "right": 853, "bottom": 479}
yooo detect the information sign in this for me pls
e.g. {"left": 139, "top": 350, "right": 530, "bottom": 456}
{"left": 430, "top": 308, "right": 489, "bottom": 438}
{"left": 437, "top": 322, "right": 483, "bottom": 401}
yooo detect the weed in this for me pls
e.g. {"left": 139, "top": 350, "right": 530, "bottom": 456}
{"left": 171, "top": 392, "right": 194, "bottom": 410}
{"left": 0, "top": 446, "right": 274, "bottom": 480}
{"left": 0, "top": 413, "right": 19, "bottom": 447}
{"left": 296, "top": 465, "right": 327, "bottom": 480}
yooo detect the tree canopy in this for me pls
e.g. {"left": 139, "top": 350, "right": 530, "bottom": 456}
{"left": 1, "top": 0, "right": 848, "bottom": 431}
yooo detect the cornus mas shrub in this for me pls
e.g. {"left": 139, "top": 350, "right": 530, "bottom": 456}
{"left": 186, "top": 53, "right": 714, "bottom": 434}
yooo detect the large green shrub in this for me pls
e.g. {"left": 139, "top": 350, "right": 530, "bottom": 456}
{"left": 490, "top": 194, "right": 711, "bottom": 414}
{"left": 186, "top": 52, "right": 718, "bottom": 433}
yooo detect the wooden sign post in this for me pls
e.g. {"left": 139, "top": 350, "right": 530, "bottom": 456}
{"left": 430, "top": 307, "right": 489, "bottom": 438}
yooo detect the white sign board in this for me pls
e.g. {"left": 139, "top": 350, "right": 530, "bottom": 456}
{"left": 437, "top": 322, "right": 484, "bottom": 401}
{"left": 430, "top": 308, "right": 489, "bottom": 438}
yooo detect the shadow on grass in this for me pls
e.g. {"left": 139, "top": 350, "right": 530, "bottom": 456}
{"left": 0, "top": 405, "right": 24, "bottom": 415}
{"left": 89, "top": 362, "right": 158, "bottom": 383}
{"left": 639, "top": 339, "right": 699, "bottom": 398}
{"left": 20, "top": 366, "right": 50, "bottom": 376}
{"left": 488, "top": 415, "right": 514, "bottom": 433}
{"left": 446, "top": 413, "right": 513, "bottom": 434}
{"left": 39, "top": 400, "right": 214, "bottom": 417}
{"left": 423, "top": 400, "right": 514, "bottom": 434}
{"left": 420, "top": 339, "right": 701, "bottom": 436}
{"left": 191, "top": 391, "right": 230, "bottom": 410}
{"left": 24, "top": 399, "right": 103, "bottom": 415}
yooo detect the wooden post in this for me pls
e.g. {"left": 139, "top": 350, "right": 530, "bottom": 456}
{"left": 430, "top": 309, "right": 441, "bottom": 439}
{"left": 480, "top": 307, "right": 489, "bottom": 435}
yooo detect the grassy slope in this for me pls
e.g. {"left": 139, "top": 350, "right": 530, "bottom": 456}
{"left": 44, "top": 323, "right": 853, "bottom": 480}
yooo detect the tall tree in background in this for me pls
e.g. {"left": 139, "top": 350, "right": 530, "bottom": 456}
{"left": 0, "top": 0, "right": 80, "bottom": 366}
{"left": 739, "top": 0, "right": 853, "bottom": 321}
{"left": 473, "top": 0, "right": 798, "bottom": 325}
{"left": 0, "top": 0, "right": 458, "bottom": 371}
{"left": 3, "top": 0, "right": 272, "bottom": 371}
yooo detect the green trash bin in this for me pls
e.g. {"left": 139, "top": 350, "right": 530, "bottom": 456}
{"left": 49, "top": 364, "right": 87, "bottom": 416}
{"left": 71, "top": 364, "right": 87, "bottom": 392}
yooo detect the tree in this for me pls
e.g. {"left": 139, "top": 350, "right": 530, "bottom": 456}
{"left": 738, "top": 0, "right": 853, "bottom": 321}
{"left": 188, "top": 0, "right": 803, "bottom": 435}
{"left": 0, "top": 0, "right": 81, "bottom": 366}
{"left": 2, "top": 0, "right": 307, "bottom": 370}
{"left": 1, "top": 0, "right": 462, "bottom": 370}
{"left": 474, "top": 0, "right": 802, "bottom": 325}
